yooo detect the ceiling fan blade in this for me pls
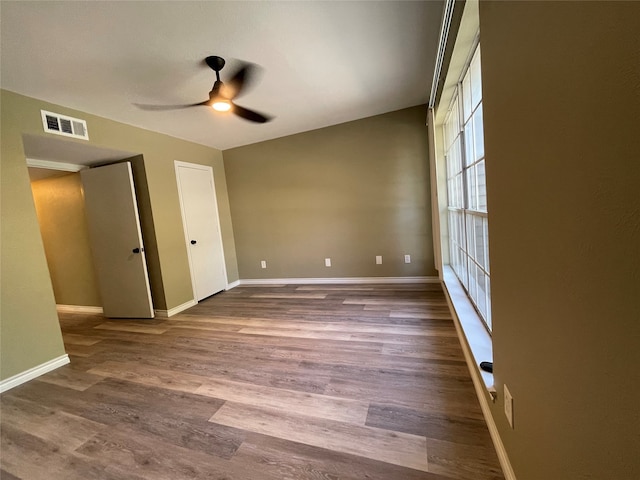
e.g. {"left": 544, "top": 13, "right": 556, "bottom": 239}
{"left": 232, "top": 103, "right": 272, "bottom": 123}
{"left": 225, "top": 62, "right": 259, "bottom": 99}
{"left": 133, "top": 101, "right": 209, "bottom": 111}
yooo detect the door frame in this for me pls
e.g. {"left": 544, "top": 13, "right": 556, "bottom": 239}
{"left": 174, "top": 160, "right": 228, "bottom": 302}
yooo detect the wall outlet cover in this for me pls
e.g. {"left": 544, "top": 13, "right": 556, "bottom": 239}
{"left": 504, "top": 384, "right": 514, "bottom": 428}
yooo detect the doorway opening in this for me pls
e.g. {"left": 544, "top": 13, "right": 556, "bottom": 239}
{"left": 23, "top": 134, "right": 156, "bottom": 319}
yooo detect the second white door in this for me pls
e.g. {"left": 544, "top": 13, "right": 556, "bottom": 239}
{"left": 175, "top": 161, "right": 227, "bottom": 301}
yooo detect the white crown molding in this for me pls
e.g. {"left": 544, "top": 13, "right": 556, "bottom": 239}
{"left": 26, "top": 158, "right": 87, "bottom": 172}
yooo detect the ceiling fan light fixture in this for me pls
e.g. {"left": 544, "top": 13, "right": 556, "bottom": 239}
{"left": 212, "top": 100, "right": 231, "bottom": 112}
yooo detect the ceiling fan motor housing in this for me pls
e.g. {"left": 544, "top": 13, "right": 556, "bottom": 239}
{"left": 205, "top": 56, "right": 226, "bottom": 72}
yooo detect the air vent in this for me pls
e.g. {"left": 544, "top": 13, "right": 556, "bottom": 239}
{"left": 41, "top": 110, "right": 89, "bottom": 140}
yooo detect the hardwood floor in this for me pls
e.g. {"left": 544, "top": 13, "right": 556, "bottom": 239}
{"left": 1, "top": 283, "right": 504, "bottom": 480}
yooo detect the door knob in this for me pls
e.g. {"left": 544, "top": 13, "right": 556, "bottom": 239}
{"left": 190, "top": 240, "right": 197, "bottom": 245}
{"left": 132, "top": 247, "right": 141, "bottom": 254}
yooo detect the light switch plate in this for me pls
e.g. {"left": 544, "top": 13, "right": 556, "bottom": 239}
{"left": 504, "top": 384, "right": 514, "bottom": 428}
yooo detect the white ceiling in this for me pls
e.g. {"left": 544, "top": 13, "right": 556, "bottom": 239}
{"left": 1, "top": 1, "right": 443, "bottom": 151}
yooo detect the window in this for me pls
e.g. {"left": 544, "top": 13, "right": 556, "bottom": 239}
{"left": 443, "top": 45, "right": 492, "bottom": 331}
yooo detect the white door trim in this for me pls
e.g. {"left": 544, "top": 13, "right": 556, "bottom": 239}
{"left": 174, "top": 161, "right": 228, "bottom": 302}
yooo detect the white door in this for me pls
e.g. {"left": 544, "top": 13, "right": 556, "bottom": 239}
{"left": 81, "top": 162, "right": 154, "bottom": 318}
{"left": 175, "top": 161, "right": 227, "bottom": 301}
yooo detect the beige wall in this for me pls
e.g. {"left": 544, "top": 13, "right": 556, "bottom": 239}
{"left": 479, "top": 2, "right": 640, "bottom": 479}
{"left": 1, "top": 96, "right": 67, "bottom": 380}
{"left": 31, "top": 173, "right": 101, "bottom": 307}
{"left": 1, "top": 89, "right": 238, "bottom": 380}
{"left": 223, "top": 106, "right": 436, "bottom": 279}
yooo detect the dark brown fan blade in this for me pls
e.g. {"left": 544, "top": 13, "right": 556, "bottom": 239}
{"left": 232, "top": 103, "right": 272, "bottom": 123}
{"left": 133, "top": 101, "right": 209, "bottom": 111}
{"left": 225, "top": 63, "right": 258, "bottom": 99}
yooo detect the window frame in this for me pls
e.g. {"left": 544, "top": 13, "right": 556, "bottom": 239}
{"left": 443, "top": 43, "right": 492, "bottom": 333}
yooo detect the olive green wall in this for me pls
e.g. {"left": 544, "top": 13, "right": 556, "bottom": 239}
{"left": 1, "top": 96, "right": 67, "bottom": 380}
{"left": 223, "top": 106, "right": 436, "bottom": 280}
{"left": 31, "top": 173, "right": 102, "bottom": 307}
{"left": 479, "top": 2, "right": 640, "bottom": 479}
{"left": 1, "top": 89, "right": 238, "bottom": 380}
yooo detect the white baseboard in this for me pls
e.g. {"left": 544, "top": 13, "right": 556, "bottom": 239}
{"left": 226, "top": 280, "right": 241, "bottom": 290}
{"left": 56, "top": 304, "right": 103, "bottom": 314}
{"left": 464, "top": 346, "right": 516, "bottom": 480}
{"left": 0, "top": 354, "right": 70, "bottom": 393}
{"left": 442, "top": 279, "right": 516, "bottom": 480}
{"left": 154, "top": 299, "right": 197, "bottom": 318}
{"left": 239, "top": 276, "right": 439, "bottom": 286}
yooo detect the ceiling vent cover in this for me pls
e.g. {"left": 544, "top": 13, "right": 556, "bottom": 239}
{"left": 41, "top": 110, "right": 89, "bottom": 140}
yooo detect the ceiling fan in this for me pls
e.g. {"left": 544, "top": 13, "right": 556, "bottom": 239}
{"left": 134, "top": 56, "right": 272, "bottom": 123}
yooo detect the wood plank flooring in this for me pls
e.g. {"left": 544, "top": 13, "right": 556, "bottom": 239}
{"left": 0, "top": 283, "right": 504, "bottom": 480}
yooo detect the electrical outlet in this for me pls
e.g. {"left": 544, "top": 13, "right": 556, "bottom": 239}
{"left": 404, "top": 254, "right": 411, "bottom": 264}
{"left": 504, "top": 384, "right": 514, "bottom": 428}
{"left": 376, "top": 255, "right": 383, "bottom": 265}
{"left": 325, "top": 258, "right": 331, "bottom": 267}
{"left": 260, "top": 260, "right": 267, "bottom": 269}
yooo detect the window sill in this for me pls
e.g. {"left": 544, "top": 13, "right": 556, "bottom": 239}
{"left": 441, "top": 266, "right": 494, "bottom": 392}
